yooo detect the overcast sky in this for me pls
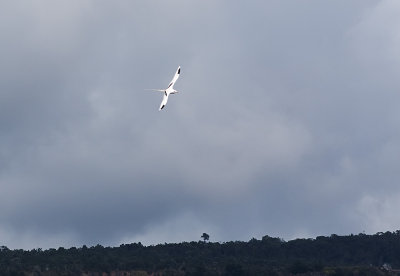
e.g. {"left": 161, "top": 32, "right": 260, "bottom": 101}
{"left": 1, "top": 0, "right": 400, "bottom": 249}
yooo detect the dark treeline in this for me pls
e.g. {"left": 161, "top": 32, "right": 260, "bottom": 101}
{"left": 1, "top": 231, "right": 400, "bottom": 275}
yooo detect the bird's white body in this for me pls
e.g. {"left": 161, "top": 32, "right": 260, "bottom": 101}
{"left": 146, "top": 66, "right": 181, "bottom": 111}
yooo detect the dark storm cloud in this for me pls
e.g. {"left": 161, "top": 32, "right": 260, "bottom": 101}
{"left": 1, "top": 0, "right": 400, "bottom": 249}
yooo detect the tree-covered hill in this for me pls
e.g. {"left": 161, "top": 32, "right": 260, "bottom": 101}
{"left": 1, "top": 231, "right": 400, "bottom": 275}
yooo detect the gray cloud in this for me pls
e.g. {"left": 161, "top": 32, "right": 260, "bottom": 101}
{"left": 1, "top": 0, "right": 400, "bottom": 249}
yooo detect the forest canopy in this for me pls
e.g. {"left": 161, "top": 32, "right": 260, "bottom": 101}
{"left": 1, "top": 231, "right": 400, "bottom": 275}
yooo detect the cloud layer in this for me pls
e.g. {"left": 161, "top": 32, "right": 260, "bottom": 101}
{"left": 1, "top": 0, "right": 400, "bottom": 249}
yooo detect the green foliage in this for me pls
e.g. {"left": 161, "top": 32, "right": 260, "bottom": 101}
{"left": 1, "top": 231, "right": 400, "bottom": 275}
{"left": 289, "top": 261, "right": 312, "bottom": 274}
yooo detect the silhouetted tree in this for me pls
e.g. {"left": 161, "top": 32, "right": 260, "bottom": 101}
{"left": 201, "top": 233, "right": 210, "bottom": 242}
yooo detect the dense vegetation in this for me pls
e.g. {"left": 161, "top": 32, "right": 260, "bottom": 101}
{"left": 1, "top": 231, "right": 400, "bottom": 275}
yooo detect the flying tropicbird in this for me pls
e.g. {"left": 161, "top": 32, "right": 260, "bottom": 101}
{"left": 146, "top": 66, "right": 181, "bottom": 110}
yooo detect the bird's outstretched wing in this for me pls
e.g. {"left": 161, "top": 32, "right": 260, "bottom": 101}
{"left": 167, "top": 66, "right": 180, "bottom": 89}
{"left": 159, "top": 93, "right": 169, "bottom": 110}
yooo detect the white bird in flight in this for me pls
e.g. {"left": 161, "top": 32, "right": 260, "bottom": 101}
{"left": 146, "top": 66, "right": 181, "bottom": 111}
